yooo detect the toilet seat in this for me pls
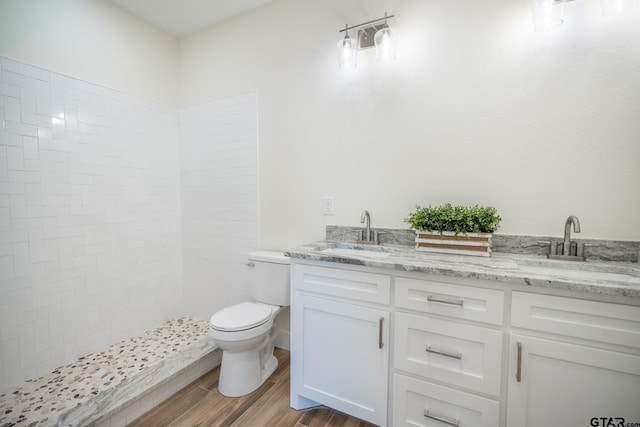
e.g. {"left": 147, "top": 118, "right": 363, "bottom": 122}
{"left": 210, "top": 302, "right": 273, "bottom": 332}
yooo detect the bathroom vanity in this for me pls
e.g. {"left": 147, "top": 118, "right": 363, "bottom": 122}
{"left": 286, "top": 241, "right": 640, "bottom": 427}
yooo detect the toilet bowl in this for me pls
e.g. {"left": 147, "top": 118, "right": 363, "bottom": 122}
{"left": 209, "top": 251, "right": 290, "bottom": 397}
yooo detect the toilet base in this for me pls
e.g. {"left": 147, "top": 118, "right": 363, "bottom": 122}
{"left": 218, "top": 326, "right": 279, "bottom": 397}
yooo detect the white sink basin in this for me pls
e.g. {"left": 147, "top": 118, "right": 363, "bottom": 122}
{"left": 321, "top": 247, "right": 392, "bottom": 258}
{"left": 517, "top": 263, "right": 640, "bottom": 284}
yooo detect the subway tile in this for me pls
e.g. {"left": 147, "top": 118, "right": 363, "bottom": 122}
{"left": 19, "top": 63, "right": 50, "bottom": 81}
{"left": 51, "top": 117, "right": 66, "bottom": 139}
{"left": 0, "top": 339, "right": 20, "bottom": 376}
{"left": 3, "top": 96, "right": 20, "bottom": 122}
{"left": 22, "top": 136, "right": 38, "bottom": 159}
{"left": 25, "top": 183, "right": 41, "bottom": 207}
{"left": 18, "top": 332, "right": 37, "bottom": 371}
{"left": 4, "top": 121, "right": 38, "bottom": 137}
{"left": 0, "top": 255, "right": 14, "bottom": 280}
{"left": 0, "top": 157, "right": 7, "bottom": 182}
{"left": 9, "top": 195, "right": 26, "bottom": 218}
{"left": 0, "top": 243, "right": 10, "bottom": 257}
{"left": 0, "top": 182, "right": 25, "bottom": 194}
{"left": 20, "top": 87, "right": 37, "bottom": 112}
{"left": 6, "top": 146, "right": 24, "bottom": 170}
{"left": 1, "top": 57, "right": 21, "bottom": 73}
{"left": 8, "top": 171, "right": 40, "bottom": 183}
{"left": 35, "top": 79, "right": 51, "bottom": 105}
{"left": 2, "top": 314, "right": 34, "bottom": 343}
{"left": 65, "top": 109, "right": 78, "bottom": 131}
{"left": 15, "top": 287, "right": 34, "bottom": 313}
{"left": 22, "top": 111, "right": 51, "bottom": 127}
{"left": 24, "top": 160, "right": 55, "bottom": 173}
{"left": 13, "top": 242, "right": 30, "bottom": 266}
{"left": 2, "top": 70, "right": 37, "bottom": 89}
{"left": 0, "top": 82, "right": 19, "bottom": 98}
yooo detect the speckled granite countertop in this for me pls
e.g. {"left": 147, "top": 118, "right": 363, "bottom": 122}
{"left": 285, "top": 241, "right": 640, "bottom": 299}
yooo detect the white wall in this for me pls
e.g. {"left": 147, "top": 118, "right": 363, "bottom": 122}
{"left": 179, "top": 93, "right": 259, "bottom": 320}
{"left": 0, "top": 57, "right": 182, "bottom": 391}
{"left": 179, "top": 0, "right": 640, "bottom": 247}
{"left": 0, "top": 0, "right": 178, "bottom": 106}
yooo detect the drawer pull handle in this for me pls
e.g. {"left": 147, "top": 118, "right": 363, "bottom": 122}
{"left": 379, "top": 317, "right": 384, "bottom": 349}
{"left": 426, "top": 346, "right": 463, "bottom": 360}
{"left": 427, "top": 295, "right": 464, "bottom": 306}
{"left": 424, "top": 410, "right": 460, "bottom": 427}
{"left": 516, "top": 342, "right": 523, "bottom": 383}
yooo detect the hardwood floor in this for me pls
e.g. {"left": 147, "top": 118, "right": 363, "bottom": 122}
{"left": 128, "top": 348, "right": 377, "bottom": 427}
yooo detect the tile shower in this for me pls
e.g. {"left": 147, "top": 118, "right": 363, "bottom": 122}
{"left": 0, "top": 56, "right": 259, "bottom": 393}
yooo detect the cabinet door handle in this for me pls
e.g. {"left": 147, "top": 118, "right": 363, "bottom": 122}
{"left": 516, "top": 342, "right": 523, "bottom": 383}
{"left": 427, "top": 295, "right": 464, "bottom": 306}
{"left": 426, "top": 346, "right": 462, "bottom": 360}
{"left": 378, "top": 317, "right": 384, "bottom": 349}
{"left": 424, "top": 410, "right": 460, "bottom": 427}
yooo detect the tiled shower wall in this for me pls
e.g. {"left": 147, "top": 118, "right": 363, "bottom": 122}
{"left": 0, "top": 57, "right": 183, "bottom": 391}
{"left": 179, "top": 94, "right": 259, "bottom": 320}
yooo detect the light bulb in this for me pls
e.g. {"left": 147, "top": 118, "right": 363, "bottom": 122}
{"left": 374, "top": 26, "right": 396, "bottom": 62}
{"left": 337, "top": 35, "right": 357, "bottom": 69}
{"left": 530, "top": 0, "right": 565, "bottom": 31}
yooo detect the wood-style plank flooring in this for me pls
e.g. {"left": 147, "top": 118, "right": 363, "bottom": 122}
{"left": 128, "top": 348, "right": 377, "bottom": 427}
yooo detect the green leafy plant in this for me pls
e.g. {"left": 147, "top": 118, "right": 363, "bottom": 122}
{"left": 405, "top": 203, "right": 502, "bottom": 234}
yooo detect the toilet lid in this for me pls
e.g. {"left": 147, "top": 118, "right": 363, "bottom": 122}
{"left": 210, "top": 302, "right": 273, "bottom": 332}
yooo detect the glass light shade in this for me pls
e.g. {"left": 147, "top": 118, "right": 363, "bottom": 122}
{"left": 601, "top": 0, "right": 639, "bottom": 16}
{"left": 530, "top": 0, "right": 566, "bottom": 31}
{"left": 337, "top": 35, "right": 357, "bottom": 69}
{"left": 374, "top": 26, "right": 397, "bottom": 62}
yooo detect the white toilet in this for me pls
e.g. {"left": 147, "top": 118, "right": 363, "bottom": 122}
{"left": 209, "top": 251, "right": 290, "bottom": 397}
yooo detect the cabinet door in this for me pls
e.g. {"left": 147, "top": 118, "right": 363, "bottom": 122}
{"left": 507, "top": 334, "right": 640, "bottom": 427}
{"left": 291, "top": 294, "right": 389, "bottom": 426}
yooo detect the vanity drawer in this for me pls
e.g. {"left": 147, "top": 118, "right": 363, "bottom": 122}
{"left": 291, "top": 264, "right": 390, "bottom": 305}
{"left": 511, "top": 292, "right": 640, "bottom": 349}
{"left": 396, "top": 276, "right": 504, "bottom": 325}
{"left": 394, "top": 312, "right": 503, "bottom": 396}
{"left": 393, "top": 374, "right": 499, "bottom": 427}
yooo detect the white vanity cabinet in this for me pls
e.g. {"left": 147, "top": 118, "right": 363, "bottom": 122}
{"left": 290, "top": 263, "right": 391, "bottom": 426}
{"left": 393, "top": 276, "right": 504, "bottom": 427}
{"left": 289, "top": 257, "right": 640, "bottom": 427}
{"left": 506, "top": 292, "right": 640, "bottom": 427}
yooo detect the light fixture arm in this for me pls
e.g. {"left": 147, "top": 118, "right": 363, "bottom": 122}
{"left": 338, "top": 13, "right": 395, "bottom": 33}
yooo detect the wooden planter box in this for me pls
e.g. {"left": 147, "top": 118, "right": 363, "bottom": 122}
{"left": 415, "top": 230, "right": 493, "bottom": 257}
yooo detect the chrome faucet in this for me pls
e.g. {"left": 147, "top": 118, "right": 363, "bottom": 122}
{"left": 562, "top": 215, "right": 581, "bottom": 256}
{"left": 543, "top": 215, "right": 586, "bottom": 261}
{"left": 358, "top": 210, "right": 380, "bottom": 244}
{"left": 361, "top": 210, "right": 371, "bottom": 240}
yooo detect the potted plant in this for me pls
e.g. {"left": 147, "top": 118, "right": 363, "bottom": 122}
{"left": 405, "top": 204, "right": 502, "bottom": 257}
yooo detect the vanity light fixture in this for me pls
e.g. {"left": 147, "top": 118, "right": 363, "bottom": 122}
{"left": 531, "top": 0, "right": 639, "bottom": 31}
{"left": 337, "top": 13, "right": 396, "bottom": 69}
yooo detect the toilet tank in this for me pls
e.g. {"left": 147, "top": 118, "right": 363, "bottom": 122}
{"left": 248, "top": 251, "right": 290, "bottom": 306}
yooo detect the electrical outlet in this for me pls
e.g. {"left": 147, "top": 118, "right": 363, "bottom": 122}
{"left": 323, "top": 197, "right": 334, "bottom": 215}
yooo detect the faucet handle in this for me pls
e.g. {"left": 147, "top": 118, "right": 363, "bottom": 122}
{"left": 373, "top": 230, "right": 386, "bottom": 244}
